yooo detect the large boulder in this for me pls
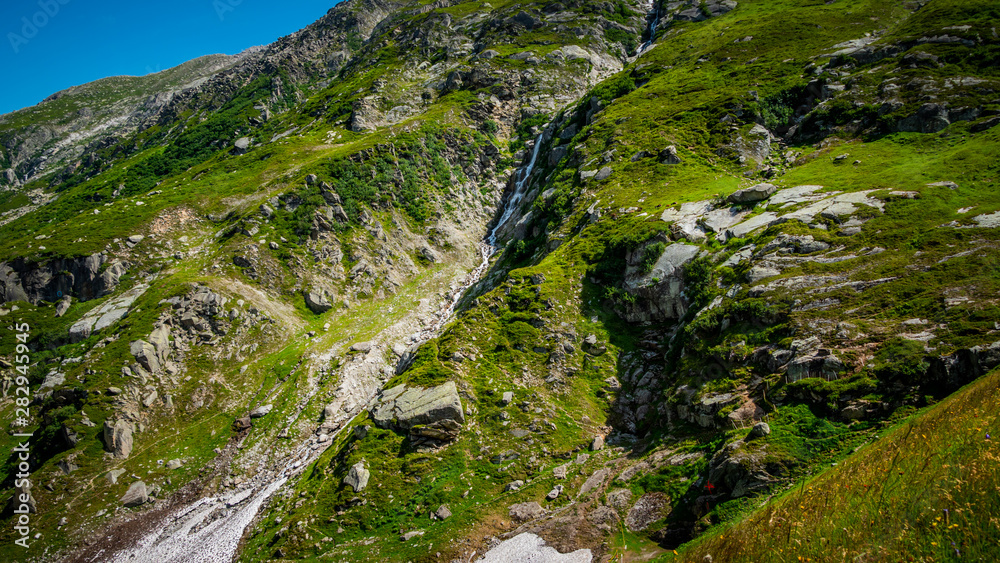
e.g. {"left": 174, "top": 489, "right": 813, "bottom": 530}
{"left": 103, "top": 419, "right": 134, "bottom": 459}
{"left": 148, "top": 324, "right": 172, "bottom": 361}
{"left": 728, "top": 183, "right": 777, "bottom": 204}
{"left": 344, "top": 460, "right": 370, "bottom": 492}
{"left": 304, "top": 289, "right": 332, "bottom": 314}
{"left": 616, "top": 241, "right": 701, "bottom": 323}
{"left": 707, "top": 440, "right": 775, "bottom": 497}
{"left": 130, "top": 340, "right": 161, "bottom": 373}
{"left": 121, "top": 481, "right": 148, "bottom": 507}
{"left": 508, "top": 501, "right": 545, "bottom": 522}
{"left": 371, "top": 381, "right": 465, "bottom": 448}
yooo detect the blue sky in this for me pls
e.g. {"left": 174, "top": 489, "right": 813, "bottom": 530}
{"left": 0, "top": 0, "right": 340, "bottom": 115}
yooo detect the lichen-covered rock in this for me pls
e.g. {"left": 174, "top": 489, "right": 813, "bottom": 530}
{"left": 304, "top": 289, "right": 332, "bottom": 314}
{"left": 616, "top": 241, "right": 701, "bottom": 323}
{"left": 509, "top": 501, "right": 545, "bottom": 522}
{"left": 625, "top": 492, "right": 670, "bottom": 531}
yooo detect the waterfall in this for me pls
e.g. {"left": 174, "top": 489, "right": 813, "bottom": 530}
{"left": 638, "top": 0, "right": 660, "bottom": 54}
{"left": 422, "top": 132, "right": 544, "bottom": 337}
{"left": 487, "top": 133, "right": 544, "bottom": 247}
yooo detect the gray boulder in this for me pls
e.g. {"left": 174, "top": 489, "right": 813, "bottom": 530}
{"left": 304, "top": 290, "right": 332, "bottom": 314}
{"left": 509, "top": 501, "right": 545, "bottom": 522}
{"left": 372, "top": 381, "right": 465, "bottom": 444}
{"left": 103, "top": 419, "right": 134, "bottom": 459}
{"left": 250, "top": 404, "right": 273, "bottom": 418}
{"left": 591, "top": 435, "right": 604, "bottom": 451}
{"left": 659, "top": 145, "right": 682, "bottom": 164}
{"left": 748, "top": 422, "right": 771, "bottom": 439}
{"left": 130, "top": 340, "right": 161, "bottom": 373}
{"left": 344, "top": 460, "right": 370, "bottom": 492}
{"left": 232, "top": 137, "right": 251, "bottom": 155}
{"left": 625, "top": 492, "right": 669, "bottom": 531}
{"left": 54, "top": 297, "right": 71, "bottom": 317}
{"left": 121, "top": 481, "right": 148, "bottom": 507}
{"left": 728, "top": 183, "right": 777, "bottom": 204}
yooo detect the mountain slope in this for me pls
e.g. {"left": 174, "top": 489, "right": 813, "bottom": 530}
{"left": 0, "top": 0, "right": 998, "bottom": 561}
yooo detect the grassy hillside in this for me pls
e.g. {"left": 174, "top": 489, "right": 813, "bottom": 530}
{"left": 672, "top": 367, "right": 1000, "bottom": 562}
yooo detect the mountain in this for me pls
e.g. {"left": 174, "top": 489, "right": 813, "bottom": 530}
{"left": 0, "top": 0, "right": 998, "bottom": 561}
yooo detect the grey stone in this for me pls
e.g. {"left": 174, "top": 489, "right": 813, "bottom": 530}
{"left": 142, "top": 389, "right": 158, "bottom": 408}
{"left": 659, "top": 145, "right": 681, "bottom": 164}
{"left": 500, "top": 391, "right": 514, "bottom": 406}
{"left": 304, "top": 290, "right": 332, "bottom": 314}
{"left": 728, "top": 183, "right": 777, "bottom": 204}
{"left": 130, "top": 340, "right": 161, "bottom": 373}
{"left": 748, "top": 422, "right": 771, "bottom": 439}
{"left": 726, "top": 212, "right": 780, "bottom": 239}
{"left": 509, "top": 501, "right": 545, "bottom": 521}
{"left": 106, "top": 469, "right": 126, "bottom": 485}
{"left": 250, "top": 404, "right": 273, "bottom": 418}
{"left": 344, "top": 460, "right": 370, "bottom": 492}
{"left": 372, "top": 381, "right": 465, "bottom": 433}
{"left": 594, "top": 166, "right": 613, "bottom": 181}
{"left": 121, "top": 481, "right": 148, "bottom": 507}
{"left": 625, "top": 492, "right": 669, "bottom": 531}
{"left": 54, "top": 297, "right": 71, "bottom": 317}
{"left": 434, "top": 504, "right": 452, "bottom": 520}
{"left": 166, "top": 459, "right": 183, "bottom": 470}
{"left": 103, "top": 419, "right": 134, "bottom": 459}
{"left": 591, "top": 435, "right": 604, "bottom": 451}
{"left": 553, "top": 464, "right": 569, "bottom": 479}
{"left": 747, "top": 265, "right": 781, "bottom": 283}
{"left": 546, "top": 485, "right": 564, "bottom": 500}
{"left": 578, "top": 469, "right": 609, "bottom": 497}
{"left": 504, "top": 480, "right": 525, "bottom": 492}
{"left": 350, "top": 341, "right": 373, "bottom": 353}
{"left": 400, "top": 530, "right": 424, "bottom": 541}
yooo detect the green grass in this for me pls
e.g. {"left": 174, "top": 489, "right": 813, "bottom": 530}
{"left": 666, "top": 368, "right": 1000, "bottom": 562}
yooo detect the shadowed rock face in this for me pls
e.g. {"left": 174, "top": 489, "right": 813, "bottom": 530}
{"left": 0, "top": 254, "right": 127, "bottom": 305}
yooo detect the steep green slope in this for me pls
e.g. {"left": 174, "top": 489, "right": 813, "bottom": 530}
{"left": 674, "top": 367, "right": 1000, "bottom": 562}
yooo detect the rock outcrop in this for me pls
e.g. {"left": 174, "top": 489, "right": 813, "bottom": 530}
{"left": 103, "top": 419, "right": 135, "bottom": 459}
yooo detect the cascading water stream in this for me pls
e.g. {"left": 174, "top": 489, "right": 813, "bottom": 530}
{"left": 638, "top": 0, "right": 660, "bottom": 54}
{"left": 423, "top": 132, "right": 544, "bottom": 336}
